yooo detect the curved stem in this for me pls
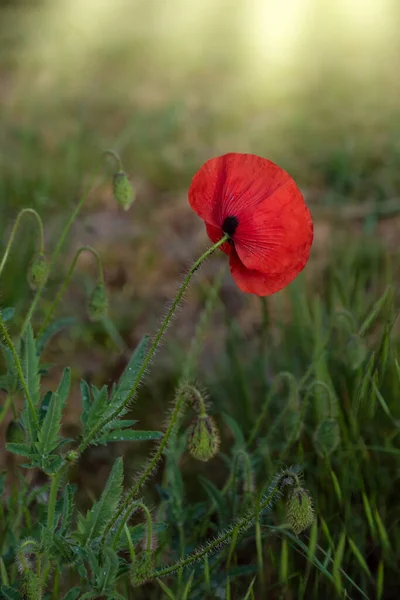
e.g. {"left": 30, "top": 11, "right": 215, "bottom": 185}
{"left": 187, "top": 385, "right": 208, "bottom": 417}
{"left": 20, "top": 165, "right": 101, "bottom": 337}
{"left": 0, "top": 208, "right": 44, "bottom": 277}
{"left": 0, "top": 314, "right": 39, "bottom": 433}
{"left": 147, "top": 475, "right": 285, "bottom": 581}
{"left": 104, "top": 149, "right": 123, "bottom": 172}
{"left": 78, "top": 235, "right": 229, "bottom": 455}
{"left": 38, "top": 245, "right": 103, "bottom": 336}
{"left": 112, "top": 501, "right": 153, "bottom": 551}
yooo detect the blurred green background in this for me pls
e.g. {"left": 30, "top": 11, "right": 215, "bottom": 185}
{"left": 1, "top": 1, "right": 400, "bottom": 597}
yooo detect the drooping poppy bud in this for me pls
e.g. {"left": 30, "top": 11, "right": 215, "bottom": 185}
{"left": 87, "top": 282, "right": 108, "bottom": 321}
{"left": 314, "top": 417, "right": 340, "bottom": 458}
{"left": 187, "top": 414, "right": 220, "bottom": 462}
{"left": 6, "top": 420, "right": 25, "bottom": 444}
{"left": 286, "top": 486, "right": 314, "bottom": 535}
{"left": 27, "top": 253, "right": 48, "bottom": 290}
{"left": 113, "top": 170, "right": 135, "bottom": 211}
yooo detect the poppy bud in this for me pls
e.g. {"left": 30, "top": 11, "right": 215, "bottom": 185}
{"left": 286, "top": 486, "right": 314, "bottom": 535}
{"left": 131, "top": 550, "right": 153, "bottom": 587}
{"left": 187, "top": 414, "right": 220, "bottom": 462}
{"left": 314, "top": 417, "right": 340, "bottom": 458}
{"left": 113, "top": 170, "right": 135, "bottom": 211}
{"left": 87, "top": 282, "right": 108, "bottom": 321}
{"left": 27, "top": 253, "right": 48, "bottom": 290}
{"left": 6, "top": 420, "right": 25, "bottom": 444}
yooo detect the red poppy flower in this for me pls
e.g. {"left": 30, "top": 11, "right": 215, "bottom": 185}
{"left": 188, "top": 153, "right": 313, "bottom": 296}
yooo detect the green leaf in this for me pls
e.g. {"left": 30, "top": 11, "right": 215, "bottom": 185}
{"left": 57, "top": 367, "right": 71, "bottom": 410}
{"left": 37, "top": 317, "right": 76, "bottom": 354}
{"left": 74, "top": 457, "right": 124, "bottom": 545}
{"left": 0, "top": 585, "right": 23, "bottom": 600}
{"left": 61, "top": 587, "right": 81, "bottom": 600}
{"left": 85, "top": 385, "right": 109, "bottom": 434}
{"left": 80, "top": 380, "right": 91, "bottom": 427}
{"left": 36, "top": 391, "right": 63, "bottom": 458}
{"left": 24, "top": 323, "right": 40, "bottom": 406}
{"left": 157, "top": 580, "right": 176, "bottom": 599}
{"left": 109, "top": 335, "right": 149, "bottom": 411}
{"left": 60, "top": 484, "right": 76, "bottom": 536}
{"left": 99, "top": 429, "right": 163, "bottom": 443}
{"left": 5, "top": 443, "right": 34, "bottom": 458}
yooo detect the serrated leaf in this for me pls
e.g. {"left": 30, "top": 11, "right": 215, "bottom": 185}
{"left": 99, "top": 429, "right": 163, "bottom": 443}
{"left": 97, "top": 547, "right": 119, "bottom": 592}
{"left": 5, "top": 443, "right": 35, "bottom": 458}
{"left": 24, "top": 323, "right": 40, "bottom": 406}
{"left": 0, "top": 585, "right": 23, "bottom": 600}
{"left": 36, "top": 391, "right": 63, "bottom": 458}
{"left": 80, "top": 380, "right": 91, "bottom": 427}
{"left": 52, "top": 533, "right": 75, "bottom": 563}
{"left": 109, "top": 335, "right": 149, "bottom": 411}
{"left": 39, "top": 390, "right": 53, "bottom": 422}
{"left": 57, "top": 367, "right": 71, "bottom": 410}
{"left": 108, "top": 419, "right": 138, "bottom": 429}
{"left": 61, "top": 587, "right": 81, "bottom": 600}
{"left": 60, "top": 484, "right": 76, "bottom": 536}
{"left": 74, "top": 457, "right": 124, "bottom": 545}
{"left": 37, "top": 317, "right": 76, "bottom": 354}
{"left": 115, "top": 522, "right": 168, "bottom": 550}
{"left": 85, "top": 386, "right": 109, "bottom": 434}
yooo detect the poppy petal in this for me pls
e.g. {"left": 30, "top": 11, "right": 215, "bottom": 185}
{"left": 188, "top": 153, "right": 289, "bottom": 227}
{"left": 234, "top": 179, "right": 313, "bottom": 274}
{"left": 229, "top": 250, "right": 305, "bottom": 296}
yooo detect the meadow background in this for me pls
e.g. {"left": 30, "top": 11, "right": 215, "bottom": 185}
{"left": 1, "top": 1, "right": 400, "bottom": 598}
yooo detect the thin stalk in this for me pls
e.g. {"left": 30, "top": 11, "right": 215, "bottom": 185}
{"left": 105, "top": 389, "right": 186, "bottom": 541}
{"left": 0, "top": 314, "right": 39, "bottom": 431}
{"left": 20, "top": 165, "right": 101, "bottom": 336}
{"left": 0, "top": 208, "right": 44, "bottom": 277}
{"left": 78, "top": 235, "right": 229, "bottom": 455}
{"left": 38, "top": 245, "right": 103, "bottom": 336}
{"left": 146, "top": 480, "right": 283, "bottom": 581}
{"left": 112, "top": 502, "right": 153, "bottom": 551}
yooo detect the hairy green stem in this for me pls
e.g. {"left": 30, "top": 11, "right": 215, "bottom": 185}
{"left": 0, "top": 314, "right": 39, "bottom": 432}
{"left": 78, "top": 235, "right": 229, "bottom": 455}
{"left": 111, "top": 501, "right": 153, "bottom": 551}
{"left": 47, "top": 470, "right": 62, "bottom": 532}
{"left": 105, "top": 389, "right": 186, "bottom": 539}
{"left": 20, "top": 166, "right": 101, "bottom": 337}
{"left": 148, "top": 477, "right": 284, "bottom": 581}
{"left": 38, "top": 245, "right": 104, "bottom": 336}
{"left": 0, "top": 208, "right": 45, "bottom": 277}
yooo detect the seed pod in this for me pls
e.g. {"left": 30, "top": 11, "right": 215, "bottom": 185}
{"left": 113, "top": 170, "right": 135, "bottom": 211}
{"left": 286, "top": 486, "right": 314, "bottom": 535}
{"left": 314, "top": 417, "right": 340, "bottom": 457}
{"left": 27, "top": 253, "right": 48, "bottom": 290}
{"left": 87, "top": 282, "right": 108, "bottom": 321}
{"left": 6, "top": 420, "right": 25, "bottom": 444}
{"left": 187, "top": 414, "right": 220, "bottom": 462}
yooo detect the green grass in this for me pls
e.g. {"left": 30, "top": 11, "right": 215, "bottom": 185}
{"left": 1, "top": 5, "right": 400, "bottom": 598}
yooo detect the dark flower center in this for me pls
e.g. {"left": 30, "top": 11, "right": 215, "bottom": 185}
{"left": 222, "top": 215, "right": 239, "bottom": 239}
